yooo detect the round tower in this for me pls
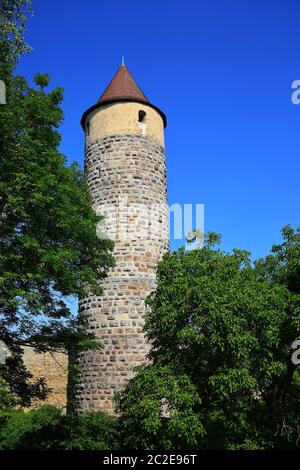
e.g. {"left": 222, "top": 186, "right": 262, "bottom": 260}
{"left": 76, "top": 63, "right": 169, "bottom": 414}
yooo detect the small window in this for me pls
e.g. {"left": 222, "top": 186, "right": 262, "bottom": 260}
{"left": 86, "top": 121, "right": 90, "bottom": 135}
{"left": 138, "top": 110, "right": 146, "bottom": 122}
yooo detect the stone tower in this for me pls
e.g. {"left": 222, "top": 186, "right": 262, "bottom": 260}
{"left": 76, "top": 63, "right": 169, "bottom": 414}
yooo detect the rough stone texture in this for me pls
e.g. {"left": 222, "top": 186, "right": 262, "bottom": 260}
{"left": 76, "top": 133, "right": 168, "bottom": 414}
{"left": 22, "top": 346, "right": 68, "bottom": 410}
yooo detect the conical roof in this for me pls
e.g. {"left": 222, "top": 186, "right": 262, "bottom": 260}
{"left": 97, "top": 64, "right": 149, "bottom": 104}
{"left": 81, "top": 64, "right": 167, "bottom": 129}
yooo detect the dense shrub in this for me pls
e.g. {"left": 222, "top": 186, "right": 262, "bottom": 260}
{"left": 0, "top": 406, "right": 119, "bottom": 450}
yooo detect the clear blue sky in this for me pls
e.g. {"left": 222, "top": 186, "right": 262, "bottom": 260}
{"left": 18, "top": 0, "right": 300, "bottom": 260}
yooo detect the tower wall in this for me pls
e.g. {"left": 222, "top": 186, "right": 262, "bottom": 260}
{"left": 76, "top": 102, "right": 168, "bottom": 414}
{"left": 87, "top": 102, "right": 165, "bottom": 147}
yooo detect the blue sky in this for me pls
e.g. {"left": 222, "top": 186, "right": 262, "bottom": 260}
{"left": 18, "top": 0, "right": 300, "bottom": 260}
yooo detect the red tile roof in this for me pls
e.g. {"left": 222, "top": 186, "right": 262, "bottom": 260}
{"left": 97, "top": 64, "right": 149, "bottom": 104}
{"left": 81, "top": 64, "right": 167, "bottom": 129}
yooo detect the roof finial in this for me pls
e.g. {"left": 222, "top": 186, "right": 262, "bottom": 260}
{"left": 121, "top": 54, "right": 125, "bottom": 66}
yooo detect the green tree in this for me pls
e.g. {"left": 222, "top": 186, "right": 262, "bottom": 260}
{"left": 0, "top": 0, "right": 31, "bottom": 68}
{"left": 116, "top": 229, "right": 300, "bottom": 449}
{"left": 0, "top": 375, "right": 14, "bottom": 411}
{"left": 0, "top": 1, "right": 114, "bottom": 406}
{"left": 0, "top": 406, "right": 119, "bottom": 450}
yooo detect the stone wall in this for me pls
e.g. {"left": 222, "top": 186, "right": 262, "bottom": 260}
{"left": 76, "top": 133, "right": 169, "bottom": 414}
{"left": 22, "top": 346, "right": 68, "bottom": 410}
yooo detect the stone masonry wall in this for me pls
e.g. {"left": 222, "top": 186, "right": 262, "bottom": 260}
{"left": 22, "top": 346, "right": 68, "bottom": 410}
{"left": 75, "top": 134, "right": 169, "bottom": 414}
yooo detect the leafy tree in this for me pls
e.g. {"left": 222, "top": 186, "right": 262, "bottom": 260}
{"left": 0, "top": 406, "right": 119, "bottom": 449}
{"left": 255, "top": 225, "right": 300, "bottom": 294}
{"left": 116, "top": 364, "right": 204, "bottom": 449}
{"left": 0, "top": 0, "right": 31, "bottom": 68}
{"left": 116, "top": 229, "right": 300, "bottom": 449}
{"left": 0, "top": 1, "right": 114, "bottom": 406}
{"left": 0, "top": 375, "right": 14, "bottom": 411}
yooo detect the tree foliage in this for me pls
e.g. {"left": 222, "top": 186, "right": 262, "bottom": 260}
{"left": 0, "top": 0, "right": 31, "bottom": 68}
{"left": 0, "top": 375, "right": 14, "bottom": 411}
{"left": 0, "top": 406, "right": 119, "bottom": 449}
{"left": 116, "top": 364, "right": 204, "bottom": 449}
{"left": 116, "top": 228, "right": 300, "bottom": 449}
{"left": 0, "top": 0, "right": 114, "bottom": 406}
